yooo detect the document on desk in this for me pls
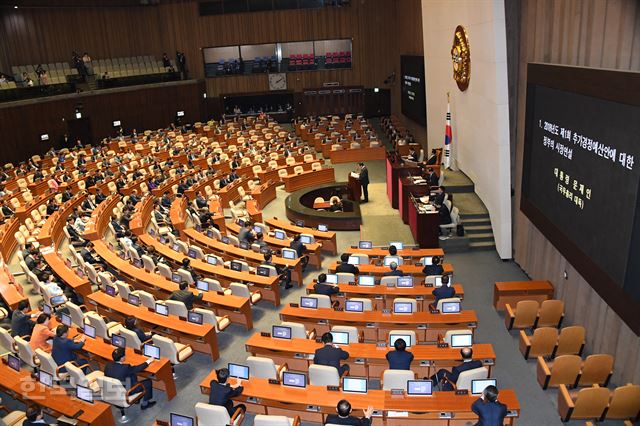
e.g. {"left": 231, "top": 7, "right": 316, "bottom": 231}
{"left": 350, "top": 172, "right": 360, "bottom": 179}
{"left": 387, "top": 411, "right": 409, "bottom": 417}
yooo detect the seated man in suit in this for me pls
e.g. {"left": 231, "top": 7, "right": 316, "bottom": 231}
{"left": 105, "top": 347, "right": 156, "bottom": 410}
{"left": 437, "top": 201, "right": 452, "bottom": 227}
{"left": 383, "top": 262, "right": 404, "bottom": 277}
{"left": 433, "top": 186, "right": 447, "bottom": 206}
{"left": 124, "top": 317, "right": 152, "bottom": 343}
{"left": 180, "top": 258, "right": 200, "bottom": 283}
{"left": 407, "top": 147, "right": 419, "bottom": 162}
{"left": 10, "top": 300, "right": 36, "bottom": 337}
{"left": 52, "top": 325, "right": 89, "bottom": 371}
{"left": 422, "top": 255, "right": 444, "bottom": 276}
{"left": 425, "top": 149, "right": 438, "bottom": 165}
{"left": 80, "top": 241, "right": 110, "bottom": 271}
{"left": 290, "top": 234, "right": 309, "bottom": 269}
{"left": 325, "top": 399, "right": 373, "bottom": 426}
{"left": 426, "top": 167, "right": 439, "bottom": 186}
{"left": 65, "top": 217, "right": 88, "bottom": 247}
{"left": 336, "top": 253, "right": 359, "bottom": 275}
{"left": 431, "top": 274, "right": 456, "bottom": 307}
{"left": 262, "top": 252, "right": 292, "bottom": 289}
{"left": 431, "top": 347, "right": 483, "bottom": 391}
{"left": 160, "top": 192, "right": 173, "bottom": 209}
{"left": 208, "top": 367, "right": 246, "bottom": 417}
{"left": 238, "top": 221, "right": 255, "bottom": 244}
{"left": 313, "top": 273, "right": 339, "bottom": 296}
{"left": 328, "top": 198, "right": 344, "bottom": 212}
{"left": 314, "top": 332, "right": 350, "bottom": 377}
{"left": 111, "top": 214, "right": 126, "bottom": 238}
{"left": 471, "top": 385, "right": 507, "bottom": 426}
{"left": 195, "top": 191, "right": 208, "bottom": 209}
{"left": 168, "top": 281, "right": 203, "bottom": 310}
{"left": 386, "top": 337, "right": 414, "bottom": 370}
{"left": 23, "top": 405, "right": 53, "bottom": 426}
{"left": 254, "top": 232, "right": 269, "bottom": 250}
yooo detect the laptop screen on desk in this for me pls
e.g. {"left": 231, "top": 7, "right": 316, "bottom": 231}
{"left": 38, "top": 370, "right": 53, "bottom": 387}
{"left": 239, "top": 241, "right": 250, "bottom": 250}
{"left": 282, "top": 371, "right": 306, "bottom": 388}
{"left": 450, "top": 333, "right": 473, "bottom": 348}
{"left": 282, "top": 249, "right": 296, "bottom": 260}
{"left": 144, "top": 343, "right": 161, "bottom": 359}
{"left": 155, "top": 303, "right": 169, "bottom": 316}
{"left": 105, "top": 285, "right": 116, "bottom": 296}
{"left": 471, "top": 379, "right": 497, "bottom": 395}
{"left": 206, "top": 255, "right": 218, "bottom": 265}
{"left": 422, "top": 256, "right": 433, "bottom": 265}
{"left": 358, "top": 275, "right": 375, "bottom": 286}
{"left": 347, "top": 256, "right": 359, "bottom": 265}
{"left": 76, "top": 384, "right": 94, "bottom": 403}
{"left": 257, "top": 266, "right": 270, "bottom": 277}
{"left": 397, "top": 276, "right": 414, "bottom": 287}
{"left": 300, "top": 297, "right": 318, "bottom": 309}
{"left": 441, "top": 301, "right": 460, "bottom": 314}
{"left": 389, "top": 333, "right": 412, "bottom": 348}
{"left": 389, "top": 242, "right": 404, "bottom": 250}
{"left": 196, "top": 280, "right": 209, "bottom": 291}
{"left": 83, "top": 324, "right": 96, "bottom": 339}
{"left": 407, "top": 380, "right": 432, "bottom": 396}
{"left": 300, "top": 235, "right": 312, "bottom": 244}
{"left": 330, "top": 331, "right": 349, "bottom": 345}
{"left": 7, "top": 354, "right": 20, "bottom": 372}
{"left": 187, "top": 311, "right": 203, "bottom": 325}
{"left": 393, "top": 302, "right": 413, "bottom": 314}
{"left": 317, "top": 224, "right": 328, "bottom": 232}
{"left": 228, "top": 363, "right": 249, "bottom": 380}
{"left": 170, "top": 413, "right": 194, "bottom": 426}
{"left": 358, "top": 241, "right": 372, "bottom": 249}
{"left": 274, "top": 230, "right": 286, "bottom": 240}
{"left": 61, "top": 313, "right": 71, "bottom": 327}
{"left": 187, "top": 248, "right": 197, "bottom": 258}
{"left": 172, "top": 273, "right": 182, "bottom": 283}
{"left": 295, "top": 220, "right": 305, "bottom": 227}
{"left": 230, "top": 261, "right": 242, "bottom": 272}
{"left": 345, "top": 300, "right": 364, "bottom": 312}
{"left": 272, "top": 325, "right": 292, "bottom": 339}
{"left": 343, "top": 377, "right": 368, "bottom": 393}
{"left": 325, "top": 274, "right": 338, "bottom": 284}
{"left": 128, "top": 294, "right": 140, "bottom": 306}
{"left": 112, "top": 334, "right": 126, "bottom": 348}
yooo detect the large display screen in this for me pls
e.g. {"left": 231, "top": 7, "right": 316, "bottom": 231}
{"left": 521, "top": 64, "right": 640, "bottom": 334}
{"left": 401, "top": 55, "right": 426, "bottom": 125}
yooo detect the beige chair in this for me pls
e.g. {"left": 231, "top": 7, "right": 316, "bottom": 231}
{"left": 192, "top": 308, "right": 230, "bottom": 333}
{"left": 536, "top": 354, "right": 581, "bottom": 389}
{"left": 164, "top": 300, "right": 188, "bottom": 318}
{"left": 194, "top": 402, "right": 244, "bottom": 426}
{"left": 131, "top": 290, "right": 156, "bottom": 309}
{"left": 558, "top": 384, "right": 609, "bottom": 422}
{"left": 436, "top": 297, "right": 461, "bottom": 312}
{"left": 0, "top": 328, "right": 17, "bottom": 355}
{"left": 605, "top": 384, "right": 640, "bottom": 421}
{"left": 382, "top": 369, "right": 415, "bottom": 390}
{"left": 247, "top": 356, "right": 287, "bottom": 380}
{"left": 97, "top": 375, "right": 146, "bottom": 423}
{"left": 254, "top": 414, "right": 301, "bottom": 426}
{"left": 554, "top": 326, "right": 585, "bottom": 357}
{"left": 505, "top": 300, "right": 539, "bottom": 330}
{"left": 202, "top": 278, "right": 232, "bottom": 295}
{"left": 450, "top": 367, "right": 489, "bottom": 391}
{"left": 336, "top": 272, "right": 355, "bottom": 284}
{"left": 442, "top": 329, "right": 473, "bottom": 346}
{"left": 65, "top": 301, "right": 89, "bottom": 328}
{"left": 230, "top": 283, "right": 262, "bottom": 305}
{"left": 35, "top": 348, "right": 69, "bottom": 382}
{"left": 14, "top": 336, "right": 39, "bottom": 369}
{"left": 331, "top": 325, "right": 361, "bottom": 344}
{"left": 577, "top": 354, "right": 614, "bottom": 387}
{"left": 151, "top": 334, "right": 194, "bottom": 365}
{"left": 536, "top": 299, "right": 564, "bottom": 328}
{"left": 65, "top": 361, "right": 104, "bottom": 393}
{"left": 393, "top": 298, "right": 417, "bottom": 313}
{"left": 519, "top": 327, "right": 558, "bottom": 360}
{"left": 119, "top": 327, "right": 148, "bottom": 350}
{"left": 281, "top": 321, "right": 315, "bottom": 340}
{"left": 305, "top": 294, "right": 333, "bottom": 309}
{"left": 85, "top": 311, "right": 122, "bottom": 340}
{"left": 308, "top": 364, "right": 340, "bottom": 387}
{"left": 0, "top": 407, "right": 26, "bottom": 426}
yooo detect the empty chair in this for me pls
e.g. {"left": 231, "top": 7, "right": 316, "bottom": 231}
{"left": 131, "top": 290, "right": 156, "bottom": 309}
{"left": 331, "top": 325, "right": 361, "bottom": 344}
{"left": 536, "top": 354, "right": 582, "bottom": 389}
{"left": 164, "top": 300, "right": 188, "bottom": 318}
{"left": 119, "top": 327, "right": 147, "bottom": 350}
{"left": 448, "top": 367, "right": 489, "bottom": 391}
{"left": 85, "top": 311, "right": 121, "bottom": 339}
{"left": 557, "top": 384, "right": 610, "bottom": 422}
{"left": 436, "top": 297, "right": 461, "bottom": 312}
{"left": 115, "top": 281, "right": 133, "bottom": 299}
{"left": 554, "top": 326, "right": 585, "bottom": 357}
{"left": 247, "top": 356, "right": 287, "bottom": 380}
{"left": 192, "top": 308, "right": 230, "bottom": 332}
{"left": 305, "top": 294, "right": 332, "bottom": 309}
{"left": 380, "top": 276, "right": 399, "bottom": 287}
{"left": 505, "top": 300, "right": 539, "bottom": 330}
{"left": 229, "top": 283, "right": 262, "bottom": 305}
{"left": 311, "top": 162, "right": 323, "bottom": 171}
{"left": 176, "top": 268, "right": 194, "bottom": 285}
{"left": 577, "top": 354, "right": 614, "bottom": 387}
{"left": 151, "top": 334, "right": 193, "bottom": 366}
{"left": 442, "top": 329, "right": 472, "bottom": 345}
{"left": 188, "top": 245, "right": 205, "bottom": 260}
{"left": 536, "top": 299, "right": 564, "bottom": 328}
{"left": 349, "top": 253, "right": 369, "bottom": 264}
{"left": 35, "top": 348, "right": 69, "bottom": 382}
{"left": 202, "top": 278, "right": 232, "bottom": 295}
{"left": 0, "top": 328, "right": 16, "bottom": 355}
{"left": 157, "top": 263, "right": 173, "bottom": 280}
{"left": 65, "top": 360, "right": 104, "bottom": 393}
{"left": 281, "top": 321, "right": 315, "bottom": 340}
{"left": 336, "top": 273, "right": 355, "bottom": 284}
{"left": 308, "top": 364, "right": 340, "bottom": 387}
{"left": 195, "top": 402, "right": 244, "bottom": 426}
{"left": 14, "top": 336, "right": 39, "bottom": 369}
{"left": 254, "top": 414, "right": 301, "bottom": 426}
{"left": 382, "top": 369, "right": 415, "bottom": 390}
{"left": 519, "top": 327, "right": 558, "bottom": 360}
{"left": 346, "top": 298, "right": 372, "bottom": 311}
{"left": 97, "top": 375, "right": 146, "bottom": 423}
{"left": 65, "top": 301, "right": 89, "bottom": 328}
{"left": 605, "top": 384, "right": 640, "bottom": 421}
{"left": 393, "top": 298, "right": 417, "bottom": 313}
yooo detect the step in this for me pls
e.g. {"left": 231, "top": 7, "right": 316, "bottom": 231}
{"left": 468, "top": 232, "right": 495, "bottom": 243}
{"left": 446, "top": 184, "right": 475, "bottom": 194}
{"left": 460, "top": 212, "right": 490, "bottom": 220}
{"left": 469, "top": 241, "right": 496, "bottom": 251}
{"left": 464, "top": 225, "right": 493, "bottom": 234}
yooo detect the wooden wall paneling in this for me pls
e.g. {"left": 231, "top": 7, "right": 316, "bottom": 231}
{"left": 513, "top": 0, "right": 640, "bottom": 385}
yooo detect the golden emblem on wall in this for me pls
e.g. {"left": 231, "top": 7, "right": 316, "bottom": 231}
{"left": 451, "top": 25, "right": 471, "bottom": 91}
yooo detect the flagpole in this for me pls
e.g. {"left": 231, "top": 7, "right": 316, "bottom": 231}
{"left": 444, "top": 92, "right": 452, "bottom": 170}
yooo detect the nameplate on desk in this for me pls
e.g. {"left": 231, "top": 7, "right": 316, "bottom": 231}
{"left": 216, "top": 291, "right": 226, "bottom": 296}
{"left": 376, "top": 342, "right": 386, "bottom": 349}
{"left": 246, "top": 396, "right": 260, "bottom": 403}
{"left": 390, "top": 389, "right": 404, "bottom": 396}
{"left": 437, "top": 343, "right": 449, "bottom": 348}
{"left": 430, "top": 309, "right": 440, "bottom": 314}
{"left": 260, "top": 332, "right": 271, "bottom": 337}
{"left": 483, "top": 359, "right": 495, "bottom": 365}
{"left": 419, "top": 360, "right": 431, "bottom": 367}
{"left": 468, "top": 322, "right": 478, "bottom": 327}
{"left": 439, "top": 412, "right": 454, "bottom": 419}
{"left": 268, "top": 379, "right": 280, "bottom": 385}
{"left": 347, "top": 282, "right": 357, "bottom": 286}
{"left": 294, "top": 353, "right": 305, "bottom": 359}
{"left": 317, "top": 319, "right": 328, "bottom": 324}
{"left": 416, "top": 296, "right": 424, "bottom": 301}
{"left": 326, "top": 385, "right": 340, "bottom": 391}
{"left": 417, "top": 324, "right": 428, "bottom": 329}
{"left": 290, "top": 303, "right": 299, "bottom": 308}
{"left": 306, "top": 405, "right": 320, "bottom": 412}
{"left": 415, "top": 262, "right": 423, "bottom": 266}
{"left": 334, "top": 307, "right": 344, "bottom": 312}
{"left": 387, "top": 411, "right": 409, "bottom": 417}
{"left": 425, "top": 283, "right": 434, "bottom": 288}
{"left": 455, "top": 390, "right": 469, "bottom": 396}
{"left": 382, "top": 309, "right": 391, "bottom": 315}
{"left": 366, "top": 322, "right": 375, "bottom": 328}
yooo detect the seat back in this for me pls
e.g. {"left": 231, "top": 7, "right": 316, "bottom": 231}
{"left": 382, "top": 369, "right": 415, "bottom": 390}
{"left": 247, "top": 356, "right": 278, "bottom": 380}
{"left": 336, "top": 273, "right": 355, "bottom": 284}
{"left": 537, "top": 299, "right": 564, "bottom": 327}
{"left": 281, "top": 322, "right": 308, "bottom": 339}
{"left": 164, "top": 300, "right": 188, "bottom": 318}
{"left": 177, "top": 268, "right": 194, "bottom": 285}
{"left": 157, "top": 263, "right": 172, "bottom": 279}
{"left": 529, "top": 327, "right": 559, "bottom": 358}
{"left": 393, "top": 298, "right": 417, "bottom": 313}
{"left": 65, "top": 301, "right": 87, "bottom": 328}
{"left": 115, "top": 281, "right": 132, "bottom": 299}
{"left": 571, "top": 386, "right": 610, "bottom": 420}
{"left": 456, "top": 367, "right": 489, "bottom": 390}
{"left": 380, "top": 276, "right": 398, "bottom": 287}
{"left": 254, "top": 414, "right": 295, "bottom": 426}
{"left": 0, "top": 328, "right": 15, "bottom": 353}
{"left": 194, "top": 402, "right": 231, "bottom": 426}
{"left": 152, "top": 334, "right": 179, "bottom": 364}
{"left": 331, "top": 325, "right": 359, "bottom": 343}
{"left": 119, "top": 327, "right": 143, "bottom": 350}
{"left": 135, "top": 290, "right": 156, "bottom": 309}
{"left": 350, "top": 253, "right": 369, "bottom": 264}
{"left": 203, "top": 278, "right": 225, "bottom": 292}
{"left": 443, "top": 329, "right": 472, "bottom": 345}
{"left": 579, "top": 354, "right": 614, "bottom": 386}
{"left": 309, "top": 364, "right": 340, "bottom": 386}
{"left": 436, "top": 297, "right": 461, "bottom": 312}
{"left": 230, "top": 282, "right": 251, "bottom": 298}
{"left": 548, "top": 355, "right": 582, "bottom": 387}
{"left": 347, "top": 298, "right": 372, "bottom": 311}
{"left": 65, "top": 361, "right": 88, "bottom": 387}
{"left": 86, "top": 312, "right": 117, "bottom": 340}
{"left": 97, "top": 376, "right": 133, "bottom": 408}
{"left": 308, "top": 294, "right": 332, "bottom": 309}
{"left": 606, "top": 384, "right": 640, "bottom": 420}
{"left": 15, "top": 336, "right": 37, "bottom": 367}
{"left": 35, "top": 348, "right": 63, "bottom": 379}
{"left": 513, "top": 300, "right": 539, "bottom": 328}
{"left": 555, "top": 326, "right": 585, "bottom": 356}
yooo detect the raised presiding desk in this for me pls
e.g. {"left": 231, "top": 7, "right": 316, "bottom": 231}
{"left": 199, "top": 376, "right": 520, "bottom": 425}
{"left": 328, "top": 146, "right": 386, "bottom": 164}
{"left": 408, "top": 195, "right": 441, "bottom": 248}
{"left": 0, "top": 362, "right": 114, "bottom": 426}
{"left": 493, "top": 281, "right": 555, "bottom": 311}
{"left": 345, "top": 246, "right": 444, "bottom": 260}
{"left": 245, "top": 334, "right": 496, "bottom": 378}
{"left": 279, "top": 305, "right": 477, "bottom": 343}
{"left": 327, "top": 262, "right": 454, "bottom": 277}
{"left": 87, "top": 291, "right": 220, "bottom": 360}
{"left": 283, "top": 168, "right": 336, "bottom": 192}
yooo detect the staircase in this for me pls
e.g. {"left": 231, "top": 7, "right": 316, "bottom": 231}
{"left": 461, "top": 212, "right": 496, "bottom": 251}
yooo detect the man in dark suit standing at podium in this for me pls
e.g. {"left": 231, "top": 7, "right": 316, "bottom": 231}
{"left": 358, "top": 163, "right": 369, "bottom": 203}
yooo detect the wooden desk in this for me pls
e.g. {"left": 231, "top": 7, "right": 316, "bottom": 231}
{"left": 327, "top": 262, "right": 454, "bottom": 277}
{"left": 245, "top": 334, "right": 495, "bottom": 378}
{"left": 283, "top": 168, "right": 336, "bottom": 193}
{"left": 169, "top": 197, "right": 188, "bottom": 232}
{"left": 345, "top": 246, "right": 444, "bottom": 260}
{"left": 408, "top": 196, "right": 441, "bottom": 248}
{"left": 305, "top": 281, "right": 464, "bottom": 311}
{"left": 130, "top": 196, "right": 155, "bottom": 235}
{"left": 199, "top": 376, "right": 519, "bottom": 425}
{"left": 399, "top": 177, "right": 431, "bottom": 224}
{"left": 92, "top": 240, "right": 253, "bottom": 329}
{"left": 0, "top": 363, "right": 114, "bottom": 426}
{"left": 139, "top": 234, "right": 281, "bottom": 306}
{"left": 183, "top": 228, "right": 303, "bottom": 285}
{"left": 264, "top": 217, "right": 337, "bottom": 255}
{"left": 84, "top": 195, "right": 119, "bottom": 241}
{"left": 493, "top": 281, "right": 555, "bottom": 311}
{"left": 279, "top": 305, "right": 477, "bottom": 343}
{"left": 0, "top": 261, "right": 27, "bottom": 310}
{"left": 386, "top": 157, "right": 422, "bottom": 209}
{"left": 251, "top": 180, "right": 278, "bottom": 210}
{"left": 329, "top": 146, "right": 386, "bottom": 164}
{"left": 88, "top": 291, "right": 220, "bottom": 360}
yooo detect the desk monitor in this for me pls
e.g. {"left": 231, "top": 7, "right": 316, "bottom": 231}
{"left": 389, "top": 242, "right": 404, "bottom": 250}
{"left": 76, "top": 384, "right": 94, "bottom": 403}
{"left": 76, "top": 267, "right": 85, "bottom": 278}
{"left": 38, "top": 370, "right": 53, "bottom": 387}
{"left": 407, "top": 380, "right": 433, "bottom": 396}
{"left": 317, "top": 224, "right": 328, "bottom": 232}
{"left": 128, "top": 293, "right": 140, "bottom": 306}
{"left": 434, "top": 276, "right": 443, "bottom": 287}
{"left": 253, "top": 225, "right": 262, "bottom": 234}
{"left": 389, "top": 333, "right": 413, "bottom": 348}
{"left": 40, "top": 134, "right": 49, "bottom": 141}
{"left": 274, "top": 230, "right": 286, "bottom": 240}
{"left": 397, "top": 276, "right": 414, "bottom": 288}
{"left": 105, "top": 285, "right": 117, "bottom": 297}
{"left": 132, "top": 257, "right": 143, "bottom": 268}
{"left": 7, "top": 354, "right": 20, "bottom": 372}
{"left": 61, "top": 313, "right": 72, "bottom": 327}
{"left": 272, "top": 325, "right": 292, "bottom": 340}
{"left": 42, "top": 304, "right": 52, "bottom": 315}
{"left": 228, "top": 363, "right": 250, "bottom": 380}
{"left": 282, "top": 371, "right": 307, "bottom": 388}
{"left": 358, "top": 240, "right": 372, "bottom": 249}
{"left": 441, "top": 301, "right": 461, "bottom": 314}
{"left": 177, "top": 110, "right": 185, "bottom": 117}
{"left": 206, "top": 255, "right": 218, "bottom": 265}
{"left": 300, "top": 235, "right": 312, "bottom": 244}
{"left": 51, "top": 296, "right": 66, "bottom": 306}
{"left": 171, "top": 273, "right": 182, "bottom": 283}
{"left": 384, "top": 256, "right": 400, "bottom": 266}
{"left": 347, "top": 256, "right": 360, "bottom": 265}
{"left": 159, "top": 236, "right": 167, "bottom": 244}
{"left": 149, "top": 229, "right": 156, "bottom": 237}
{"left": 196, "top": 280, "right": 209, "bottom": 292}
{"left": 282, "top": 249, "right": 296, "bottom": 260}
{"left": 300, "top": 297, "right": 318, "bottom": 309}
{"left": 358, "top": 275, "right": 375, "bottom": 286}
{"left": 112, "top": 120, "right": 121, "bottom": 127}
{"left": 260, "top": 247, "right": 271, "bottom": 255}
{"left": 155, "top": 303, "right": 169, "bottom": 316}
{"left": 239, "top": 241, "right": 250, "bottom": 250}
{"left": 195, "top": 225, "right": 202, "bottom": 232}
{"left": 330, "top": 330, "right": 349, "bottom": 345}
{"left": 83, "top": 324, "right": 96, "bottom": 339}
{"left": 221, "top": 236, "right": 230, "bottom": 244}
{"left": 187, "top": 311, "right": 203, "bottom": 325}
{"left": 206, "top": 230, "right": 214, "bottom": 238}
{"left": 295, "top": 219, "right": 305, "bottom": 227}
{"left": 471, "top": 379, "right": 497, "bottom": 395}
{"left": 171, "top": 243, "right": 180, "bottom": 252}
{"left": 144, "top": 343, "right": 161, "bottom": 360}
{"left": 325, "top": 274, "right": 338, "bottom": 284}
{"left": 230, "top": 261, "right": 242, "bottom": 272}
{"left": 422, "top": 256, "right": 433, "bottom": 265}
{"left": 170, "top": 413, "right": 194, "bottom": 426}
{"left": 345, "top": 300, "right": 364, "bottom": 312}
{"left": 257, "top": 266, "right": 270, "bottom": 277}
{"left": 112, "top": 334, "right": 126, "bottom": 349}
{"left": 343, "top": 377, "right": 368, "bottom": 394}
{"left": 237, "top": 219, "right": 245, "bottom": 227}
{"left": 393, "top": 302, "right": 413, "bottom": 314}
{"left": 187, "top": 248, "right": 197, "bottom": 258}
{"left": 450, "top": 333, "right": 473, "bottom": 348}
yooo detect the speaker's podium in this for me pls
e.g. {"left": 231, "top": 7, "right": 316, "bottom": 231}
{"left": 347, "top": 172, "right": 361, "bottom": 201}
